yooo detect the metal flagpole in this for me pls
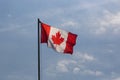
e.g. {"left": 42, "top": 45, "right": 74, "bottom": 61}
{"left": 38, "top": 18, "right": 40, "bottom": 80}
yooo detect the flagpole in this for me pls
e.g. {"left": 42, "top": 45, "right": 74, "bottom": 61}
{"left": 38, "top": 18, "right": 40, "bottom": 80}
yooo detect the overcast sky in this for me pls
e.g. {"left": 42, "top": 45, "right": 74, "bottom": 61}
{"left": 0, "top": 0, "right": 120, "bottom": 80}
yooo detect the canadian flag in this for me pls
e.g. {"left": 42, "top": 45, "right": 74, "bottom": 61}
{"left": 41, "top": 22, "right": 77, "bottom": 54}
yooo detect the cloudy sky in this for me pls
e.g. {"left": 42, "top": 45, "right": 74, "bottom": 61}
{"left": 0, "top": 0, "right": 120, "bottom": 80}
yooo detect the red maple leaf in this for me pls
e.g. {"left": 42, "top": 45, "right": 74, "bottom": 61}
{"left": 52, "top": 31, "right": 64, "bottom": 45}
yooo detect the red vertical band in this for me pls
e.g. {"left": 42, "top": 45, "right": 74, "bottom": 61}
{"left": 64, "top": 32, "right": 77, "bottom": 54}
{"left": 41, "top": 23, "right": 50, "bottom": 43}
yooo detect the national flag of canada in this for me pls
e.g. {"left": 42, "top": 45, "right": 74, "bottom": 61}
{"left": 40, "top": 22, "right": 77, "bottom": 54}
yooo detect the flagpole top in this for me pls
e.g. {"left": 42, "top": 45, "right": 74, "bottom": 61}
{"left": 38, "top": 18, "right": 42, "bottom": 23}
